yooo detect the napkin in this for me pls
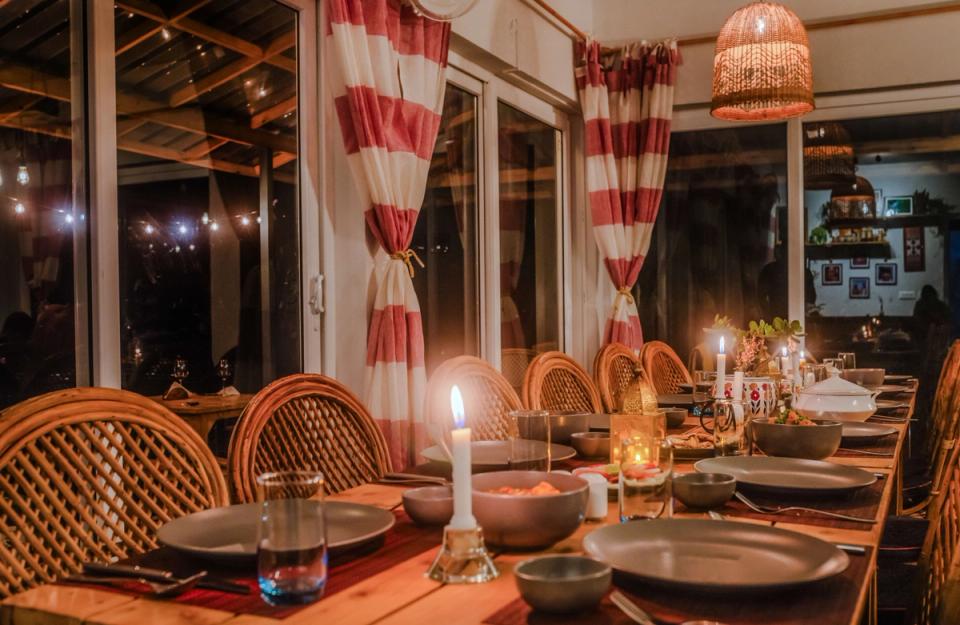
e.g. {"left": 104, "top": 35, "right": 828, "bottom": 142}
{"left": 217, "top": 385, "right": 240, "bottom": 397}
{"left": 162, "top": 381, "right": 193, "bottom": 400}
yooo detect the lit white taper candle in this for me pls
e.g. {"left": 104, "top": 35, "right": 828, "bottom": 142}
{"left": 448, "top": 386, "right": 477, "bottom": 530}
{"left": 715, "top": 336, "right": 727, "bottom": 399}
{"left": 780, "top": 346, "right": 791, "bottom": 376}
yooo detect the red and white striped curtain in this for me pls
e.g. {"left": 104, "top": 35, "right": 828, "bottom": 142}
{"left": 576, "top": 40, "right": 680, "bottom": 351}
{"left": 327, "top": 0, "right": 451, "bottom": 469}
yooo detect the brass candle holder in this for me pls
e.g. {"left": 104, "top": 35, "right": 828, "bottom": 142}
{"left": 426, "top": 524, "right": 499, "bottom": 584}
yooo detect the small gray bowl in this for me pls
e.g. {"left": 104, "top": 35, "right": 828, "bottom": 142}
{"left": 402, "top": 485, "right": 453, "bottom": 526}
{"left": 515, "top": 555, "right": 611, "bottom": 613}
{"left": 570, "top": 432, "right": 610, "bottom": 459}
{"left": 752, "top": 419, "right": 843, "bottom": 460}
{"left": 673, "top": 473, "right": 736, "bottom": 510}
{"left": 664, "top": 408, "right": 687, "bottom": 429}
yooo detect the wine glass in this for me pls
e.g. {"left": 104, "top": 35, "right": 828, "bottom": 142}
{"left": 172, "top": 356, "right": 189, "bottom": 385}
{"left": 217, "top": 358, "right": 233, "bottom": 390}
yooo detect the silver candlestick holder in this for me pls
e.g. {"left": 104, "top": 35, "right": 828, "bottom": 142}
{"left": 426, "top": 524, "right": 499, "bottom": 584}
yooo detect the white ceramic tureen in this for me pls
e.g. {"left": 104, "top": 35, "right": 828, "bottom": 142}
{"left": 793, "top": 373, "right": 879, "bottom": 422}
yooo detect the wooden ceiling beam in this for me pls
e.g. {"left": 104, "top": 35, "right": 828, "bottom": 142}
{"left": 168, "top": 30, "right": 295, "bottom": 107}
{"left": 251, "top": 95, "right": 296, "bottom": 129}
{"left": 116, "top": 0, "right": 216, "bottom": 55}
{"left": 116, "top": 0, "right": 295, "bottom": 73}
{"left": 0, "top": 60, "right": 296, "bottom": 155}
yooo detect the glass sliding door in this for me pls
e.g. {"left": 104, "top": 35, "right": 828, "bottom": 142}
{"left": 497, "top": 101, "right": 561, "bottom": 388}
{"left": 413, "top": 84, "right": 479, "bottom": 373}
{"left": 0, "top": 0, "right": 85, "bottom": 408}
{"left": 114, "top": 0, "right": 301, "bottom": 397}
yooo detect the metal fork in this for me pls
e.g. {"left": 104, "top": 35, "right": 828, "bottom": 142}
{"left": 838, "top": 448, "right": 893, "bottom": 457}
{"left": 734, "top": 491, "right": 876, "bottom": 524}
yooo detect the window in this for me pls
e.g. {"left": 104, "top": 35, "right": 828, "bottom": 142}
{"left": 413, "top": 84, "right": 479, "bottom": 373}
{"left": 803, "top": 111, "right": 960, "bottom": 369}
{"left": 0, "top": 0, "right": 84, "bottom": 409}
{"left": 114, "top": 0, "right": 301, "bottom": 395}
{"left": 498, "top": 102, "right": 561, "bottom": 379}
{"left": 639, "top": 124, "right": 789, "bottom": 360}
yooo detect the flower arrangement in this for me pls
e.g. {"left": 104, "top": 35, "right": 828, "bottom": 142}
{"left": 711, "top": 315, "right": 803, "bottom": 376}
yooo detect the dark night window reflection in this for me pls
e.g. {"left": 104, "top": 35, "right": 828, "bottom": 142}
{"left": 0, "top": 0, "right": 80, "bottom": 409}
{"left": 637, "top": 124, "right": 789, "bottom": 362}
{"left": 115, "top": 0, "right": 301, "bottom": 397}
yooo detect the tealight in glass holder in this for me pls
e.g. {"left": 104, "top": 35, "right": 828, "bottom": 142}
{"left": 426, "top": 524, "right": 499, "bottom": 584}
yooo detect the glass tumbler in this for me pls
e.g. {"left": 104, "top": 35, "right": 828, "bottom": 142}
{"left": 618, "top": 434, "right": 673, "bottom": 522}
{"left": 713, "top": 399, "right": 748, "bottom": 457}
{"left": 838, "top": 352, "right": 857, "bottom": 370}
{"left": 507, "top": 410, "right": 551, "bottom": 471}
{"left": 257, "top": 471, "right": 327, "bottom": 605}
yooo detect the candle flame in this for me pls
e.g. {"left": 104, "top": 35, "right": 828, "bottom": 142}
{"left": 782, "top": 346, "right": 787, "bottom": 357}
{"left": 719, "top": 336, "right": 725, "bottom": 354}
{"left": 450, "top": 385, "right": 465, "bottom": 429}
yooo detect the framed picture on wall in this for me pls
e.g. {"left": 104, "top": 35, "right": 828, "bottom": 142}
{"left": 885, "top": 196, "right": 914, "bottom": 217}
{"left": 876, "top": 263, "right": 898, "bottom": 285}
{"left": 822, "top": 263, "right": 843, "bottom": 285}
{"left": 850, "top": 257, "right": 869, "bottom": 269}
{"left": 850, "top": 276, "right": 870, "bottom": 299}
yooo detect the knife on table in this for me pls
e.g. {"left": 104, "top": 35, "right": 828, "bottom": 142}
{"left": 83, "top": 563, "right": 250, "bottom": 595}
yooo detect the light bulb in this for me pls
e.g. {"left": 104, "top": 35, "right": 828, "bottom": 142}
{"left": 177, "top": 224, "right": 187, "bottom": 235}
{"left": 256, "top": 215, "right": 262, "bottom": 224}
{"left": 16, "top": 165, "right": 29, "bottom": 186}
{"left": 210, "top": 220, "right": 219, "bottom": 231}
{"left": 13, "top": 201, "right": 25, "bottom": 214}
{"left": 144, "top": 223, "right": 154, "bottom": 234}
{"left": 201, "top": 212, "right": 209, "bottom": 225}
{"left": 240, "top": 216, "right": 250, "bottom": 226}
{"left": 161, "top": 27, "right": 171, "bottom": 40}
{"left": 756, "top": 17, "right": 765, "bottom": 33}
{"left": 64, "top": 213, "right": 74, "bottom": 224}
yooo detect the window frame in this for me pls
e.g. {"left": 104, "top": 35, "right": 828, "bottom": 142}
{"left": 83, "top": 0, "right": 321, "bottom": 387}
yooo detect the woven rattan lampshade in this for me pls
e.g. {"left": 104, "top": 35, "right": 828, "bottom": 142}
{"left": 804, "top": 122, "right": 855, "bottom": 190}
{"left": 831, "top": 176, "right": 876, "bottom": 219}
{"left": 711, "top": 2, "right": 814, "bottom": 121}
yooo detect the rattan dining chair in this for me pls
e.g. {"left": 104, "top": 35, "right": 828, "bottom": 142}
{"left": 593, "top": 342, "right": 642, "bottom": 413}
{"left": 912, "top": 442, "right": 960, "bottom": 625}
{"left": 0, "top": 387, "right": 228, "bottom": 597}
{"left": 523, "top": 351, "right": 602, "bottom": 413}
{"left": 228, "top": 373, "right": 393, "bottom": 503}
{"left": 902, "top": 339, "right": 960, "bottom": 516}
{"left": 640, "top": 340, "right": 693, "bottom": 395}
{"left": 501, "top": 348, "right": 537, "bottom": 395}
{"left": 424, "top": 356, "right": 523, "bottom": 441}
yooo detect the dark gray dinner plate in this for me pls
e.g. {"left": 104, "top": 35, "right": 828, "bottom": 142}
{"left": 583, "top": 519, "right": 849, "bottom": 590}
{"left": 875, "top": 385, "right": 911, "bottom": 395}
{"left": 884, "top": 375, "right": 912, "bottom": 384}
{"left": 695, "top": 456, "right": 876, "bottom": 495}
{"left": 420, "top": 440, "right": 576, "bottom": 468}
{"left": 157, "top": 502, "right": 395, "bottom": 561}
{"left": 841, "top": 422, "right": 897, "bottom": 444}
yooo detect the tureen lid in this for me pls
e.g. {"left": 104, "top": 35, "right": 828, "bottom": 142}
{"left": 799, "top": 373, "right": 872, "bottom": 396}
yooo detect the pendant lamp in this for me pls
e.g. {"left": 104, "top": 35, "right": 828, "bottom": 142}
{"left": 804, "top": 122, "right": 855, "bottom": 190}
{"left": 711, "top": 2, "right": 814, "bottom": 121}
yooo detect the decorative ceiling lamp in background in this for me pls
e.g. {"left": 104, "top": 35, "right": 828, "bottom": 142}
{"left": 830, "top": 175, "right": 876, "bottom": 219}
{"left": 804, "top": 122, "right": 855, "bottom": 189}
{"left": 711, "top": 2, "right": 814, "bottom": 121}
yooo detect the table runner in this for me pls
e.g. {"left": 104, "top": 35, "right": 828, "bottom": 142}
{"left": 484, "top": 547, "right": 873, "bottom": 625}
{"left": 60, "top": 510, "right": 442, "bottom": 619}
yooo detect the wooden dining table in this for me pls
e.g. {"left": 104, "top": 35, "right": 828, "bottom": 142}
{"left": 1, "top": 383, "right": 916, "bottom": 625}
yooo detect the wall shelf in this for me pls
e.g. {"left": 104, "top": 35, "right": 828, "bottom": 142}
{"left": 823, "top": 214, "right": 950, "bottom": 230}
{"left": 805, "top": 242, "right": 893, "bottom": 260}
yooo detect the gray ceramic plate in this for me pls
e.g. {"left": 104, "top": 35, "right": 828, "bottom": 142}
{"left": 876, "top": 399, "right": 908, "bottom": 412}
{"left": 583, "top": 519, "right": 849, "bottom": 590}
{"left": 157, "top": 502, "right": 395, "bottom": 561}
{"left": 420, "top": 440, "right": 577, "bottom": 468}
{"left": 875, "top": 385, "right": 911, "bottom": 395}
{"left": 884, "top": 375, "right": 912, "bottom": 383}
{"left": 695, "top": 456, "right": 876, "bottom": 495}
{"left": 841, "top": 422, "right": 897, "bottom": 444}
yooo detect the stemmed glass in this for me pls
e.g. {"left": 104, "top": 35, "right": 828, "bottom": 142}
{"left": 172, "top": 356, "right": 189, "bottom": 385}
{"left": 217, "top": 358, "right": 233, "bottom": 390}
